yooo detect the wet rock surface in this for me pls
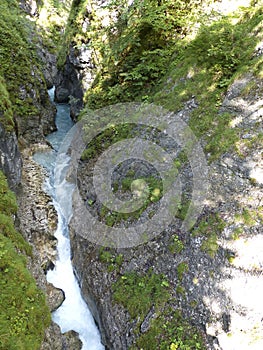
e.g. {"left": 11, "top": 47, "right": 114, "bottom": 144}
{"left": 61, "top": 330, "right": 83, "bottom": 350}
{"left": 41, "top": 323, "right": 82, "bottom": 350}
{"left": 46, "top": 282, "right": 65, "bottom": 312}
{"left": 55, "top": 44, "right": 95, "bottom": 120}
{"left": 70, "top": 73, "right": 263, "bottom": 349}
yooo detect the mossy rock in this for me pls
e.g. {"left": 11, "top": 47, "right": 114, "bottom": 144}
{"left": 0, "top": 171, "right": 51, "bottom": 349}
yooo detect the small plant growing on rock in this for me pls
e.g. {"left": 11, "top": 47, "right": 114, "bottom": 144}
{"left": 169, "top": 234, "right": 185, "bottom": 254}
{"left": 113, "top": 269, "right": 170, "bottom": 320}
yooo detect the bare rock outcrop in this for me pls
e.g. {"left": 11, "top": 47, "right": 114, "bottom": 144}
{"left": 0, "top": 123, "right": 22, "bottom": 190}
{"left": 41, "top": 323, "right": 82, "bottom": 350}
{"left": 55, "top": 44, "right": 94, "bottom": 120}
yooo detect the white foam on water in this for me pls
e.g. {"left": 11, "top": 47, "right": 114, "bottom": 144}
{"left": 35, "top": 88, "right": 104, "bottom": 350}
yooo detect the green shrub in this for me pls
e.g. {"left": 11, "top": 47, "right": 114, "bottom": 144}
{"left": 57, "top": 0, "right": 209, "bottom": 108}
{"left": 154, "top": 5, "right": 262, "bottom": 160}
{"left": 99, "top": 248, "right": 124, "bottom": 272}
{"left": 133, "top": 309, "right": 205, "bottom": 350}
{"left": 36, "top": 0, "right": 71, "bottom": 54}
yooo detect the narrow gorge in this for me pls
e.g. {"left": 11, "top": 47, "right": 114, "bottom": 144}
{"left": 0, "top": 1, "right": 262, "bottom": 350}
{"left": 34, "top": 88, "right": 103, "bottom": 350}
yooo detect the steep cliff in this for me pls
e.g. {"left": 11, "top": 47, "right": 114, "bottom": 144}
{"left": 63, "top": 1, "right": 263, "bottom": 349}
{"left": 0, "top": 1, "right": 78, "bottom": 349}
{"left": 0, "top": 1, "right": 58, "bottom": 149}
{"left": 54, "top": 0, "right": 114, "bottom": 118}
{"left": 0, "top": 170, "right": 51, "bottom": 349}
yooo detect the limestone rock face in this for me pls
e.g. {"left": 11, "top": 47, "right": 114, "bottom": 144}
{"left": 55, "top": 39, "right": 97, "bottom": 120}
{"left": 62, "top": 330, "right": 83, "bottom": 350}
{"left": 15, "top": 82, "right": 57, "bottom": 146}
{"left": 17, "top": 149, "right": 58, "bottom": 277}
{"left": 37, "top": 47, "right": 58, "bottom": 89}
{"left": 0, "top": 123, "right": 22, "bottom": 190}
{"left": 69, "top": 232, "right": 130, "bottom": 349}
{"left": 41, "top": 323, "right": 82, "bottom": 350}
{"left": 46, "top": 283, "right": 65, "bottom": 312}
{"left": 54, "top": 1, "right": 114, "bottom": 120}
{"left": 55, "top": 44, "right": 94, "bottom": 120}
{"left": 70, "top": 72, "right": 263, "bottom": 350}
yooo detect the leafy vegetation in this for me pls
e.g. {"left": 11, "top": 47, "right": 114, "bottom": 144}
{"left": 231, "top": 206, "right": 263, "bottom": 239}
{"left": 0, "top": 172, "right": 50, "bottom": 349}
{"left": 132, "top": 309, "right": 205, "bottom": 350}
{"left": 192, "top": 213, "right": 226, "bottom": 258}
{"left": 177, "top": 262, "right": 189, "bottom": 282}
{"left": 56, "top": 0, "right": 212, "bottom": 101}
{"left": 93, "top": 174, "right": 162, "bottom": 226}
{"left": 99, "top": 248, "right": 124, "bottom": 272}
{"left": 235, "top": 207, "right": 263, "bottom": 227}
{"left": 56, "top": 0, "right": 90, "bottom": 68}
{"left": 113, "top": 269, "right": 205, "bottom": 348}
{"left": 0, "top": 0, "right": 44, "bottom": 130}
{"left": 36, "top": 0, "right": 72, "bottom": 53}
{"left": 82, "top": 0, "right": 211, "bottom": 108}
{"left": 236, "top": 132, "right": 263, "bottom": 159}
{"left": 113, "top": 269, "right": 170, "bottom": 319}
{"left": 153, "top": 3, "right": 263, "bottom": 161}
{"left": 70, "top": 0, "right": 263, "bottom": 162}
{"left": 168, "top": 234, "right": 185, "bottom": 254}
{"left": 0, "top": 75, "right": 14, "bottom": 131}
{"left": 81, "top": 123, "right": 136, "bottom": 161}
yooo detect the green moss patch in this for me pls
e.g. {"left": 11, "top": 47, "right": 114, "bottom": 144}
{"left": 0, "top": 0, "right": 45, "bottom": 130}
{"left": 168, "top": 234, "right": 185, "bottom": 254}
{"left": 113, "top": 269, "right": 170, "bottom": 320}
{"left": 133, "top": 309, "right": 205, "bottom": 350}
{"left": 192, "top": 213, "right": 226, "bottom": 258}
{"left": 0, "top": 171, "right": 50, "bottom": 349}
{"left": 98, "top": 248, "right": 123, "bottom": 272}
{"left": 0, "top": 75, "right": 14, "bottom": 131}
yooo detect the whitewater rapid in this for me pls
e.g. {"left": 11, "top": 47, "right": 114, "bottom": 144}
{"left": 34, "top": 88, "right": 104, "bottom": 350}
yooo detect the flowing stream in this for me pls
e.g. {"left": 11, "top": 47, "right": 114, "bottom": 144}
{"left": 34, "top": 88, "right": 104, "bottom": 350}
